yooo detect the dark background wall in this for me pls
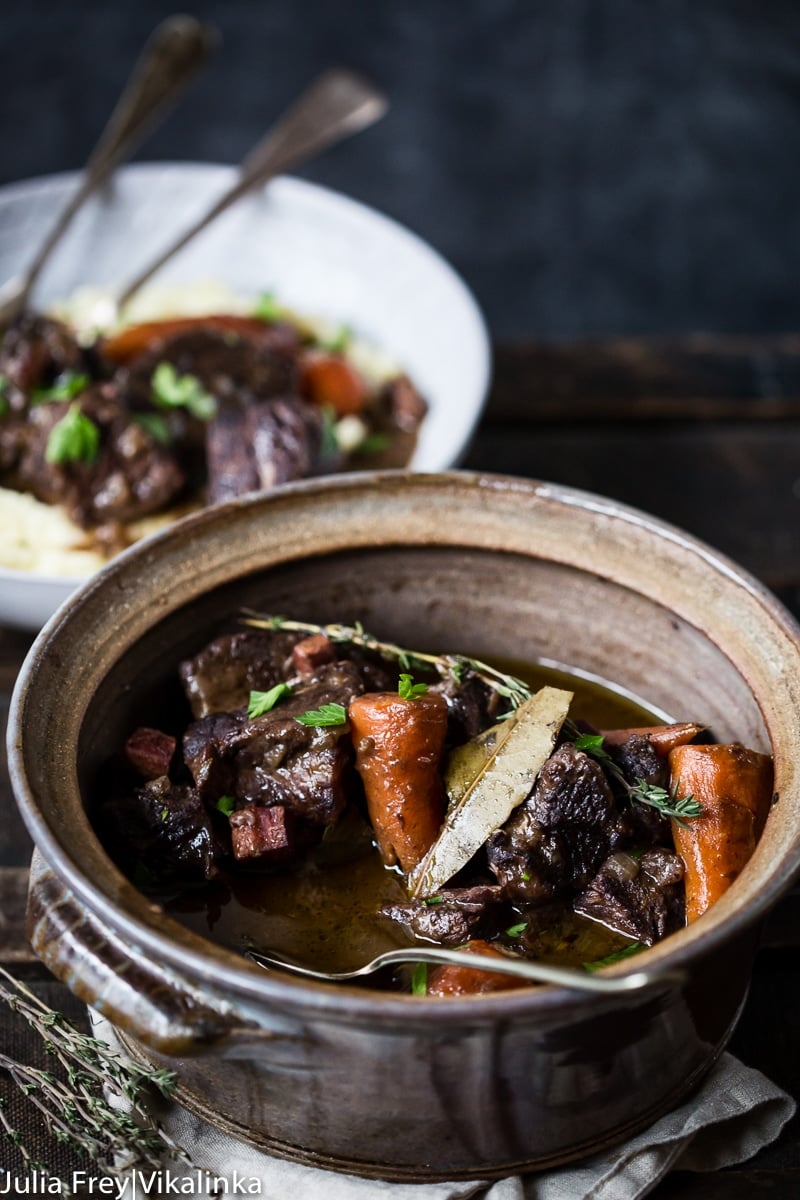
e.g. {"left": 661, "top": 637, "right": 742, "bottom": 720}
{"left": 3, "top": 0, "right": 800, "bottom": 339}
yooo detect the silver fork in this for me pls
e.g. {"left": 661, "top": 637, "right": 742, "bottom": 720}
{"left": 0, "top": 15, "right": 217, "bottom": 326}
{"left": 246, "top": 945, "right": 685, "bottom": 995}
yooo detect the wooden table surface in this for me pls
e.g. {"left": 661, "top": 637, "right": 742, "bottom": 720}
{"left": 2, "top": 336, "right": 800, "bottom": 1194}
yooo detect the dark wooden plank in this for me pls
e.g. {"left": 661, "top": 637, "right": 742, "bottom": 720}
{"left": 464, "top": 422, "right": 800, "bottom": 593}
{"left": 489, "top": 337, "right": 800, "bottom": 424}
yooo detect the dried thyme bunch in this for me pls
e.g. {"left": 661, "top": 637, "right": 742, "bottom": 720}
{"left": 0, "top": 966, "right": 191, "bottom": 1184}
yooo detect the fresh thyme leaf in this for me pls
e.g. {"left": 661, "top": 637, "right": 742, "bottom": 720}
{"left": 151, "top": 362, "right": 217, "bottom": 420}
{"left": 353, "top": 432, "right": 391, "bottom": 456}
{"left": 248, "top": 682, "right": 293, "bottom": 719}
{"left": 411, "top": 962, "right": 428, "bottom": 996}
{"left": 520, "top": 871, "right": 531, "bottom": 881}
{"left": 398, "top": 673, "right": 429, "bottom": 700}
{"left": 160, "top": 808, "right": 169, "bottom": 823}
{"left": 505, "top": 922, "right": 527, "bottom": 937}
{"left": 32, "top": 370, "right": 89, "bottom": 405}
{"left": 629, "top": 779, "right": 703, "bottom": 827}
{"left": 295, "top": 702, "right": 348, "bottom": 727}
{"left": 421, "top": 896, "right": 444, "bottom": 907}
{"left": 215, "top": 795, "right": 236, "bottom": 817}
{"left": 254, "top": 291, "right": 281, "bottom": 321}
{"left": 584, "top": 942, "right": 645, "bottom": 973}
{"left": 45, "top": 403, "right": 100, "bottom": 465}
{"left": 319, "top": 405, "right": 340, "bottom": 459}
{"left": 134, "top": 411, "right": 171, "bottom": 445}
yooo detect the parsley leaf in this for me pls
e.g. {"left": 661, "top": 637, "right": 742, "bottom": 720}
{"left": 45, "top": 404, "right": 100, "bottom": 465}
{"left": 295, "top": 703, "right": 348, "bottom": 728}
{"left": 411, "top": 962, "right": 428, "bottom": 996}
{"left": 32, "top": 370, "right": 89, "bottom": 405}
{"left": 215, "top": 795, "right": 236, "bottom": 817}
{"left": 319, "top": 405, "right": 340, "bottom": 460}
{"left": 151, "top": 362, "right": 217, "bottom": 420}
{"left": 248, "top": 683, "right": 293, "bottom": 719}
{"left": 398, "top": 673, "right": 429, "bottom": 700}
{"left": 584, "top": 942, "right": 645, "bottom": 973}
{"left": 160, "top": 808, "right": 169, "bottom": 823}
{"left": 254, "top": 291, "right": 281, "bottom": 321}
{"left": 421, "top": 896, "right": 444, "bottom": 907}
{"left": 505, "top": 923, "right": 527, "bottom": 938}
{"left": 353, "top": 432, "right": 391, "bottom": 456}
{"left": 134, "top": 412, "right": 171, "bottom": 445}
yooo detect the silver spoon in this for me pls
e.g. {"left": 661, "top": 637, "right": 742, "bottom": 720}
{"left": 246, "top": 945, "right": 685, "bottom": 995}
{"left": 114, "top": 68, "right": 388, "bottom": 312}
{"left": 0, "top": 14, "right": 218, "bottom": 326}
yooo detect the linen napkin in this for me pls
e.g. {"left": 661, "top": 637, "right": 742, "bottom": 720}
{"left": 92, "top": 1014, "right": 795, "bottom": 1200}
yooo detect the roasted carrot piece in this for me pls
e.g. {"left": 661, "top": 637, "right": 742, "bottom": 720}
{"left": 299, "top": 350, "right": 368, "bottom": 415}
{"left": 101, "top": 315, "right": 296, "bottom": 363}
{"left": 426, "top": 940, "right": 528, "bottom": 997}
{"left": 601, "top": 723, "right": 704, "bottom": 756}
{"left": 669, "top": 743, "right": 773, "bottom": 922}
{"left": 349, "top": 691, "right": 448, "bottom": 872}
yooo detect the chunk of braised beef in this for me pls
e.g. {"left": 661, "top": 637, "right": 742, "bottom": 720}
{"left": 381, "top": 884, "right": 505, "bottom": 946}
{"left": 182, "top": 663, "right": 364, "bottom": 827}
{"left": 7, "top": 384, "right": 186, "bottom": 528}
{"left": 183, "top": 711, "right": 244, "bottom": 798}
{"left": 179, "top": 629, "right": 301, "bottom": 719}
{"left": 206, "top": 395, "right": 323, "bottom": 503}
{"left": 229, "top": 805, "right": 300, "bottom": 863}
{"left": 381, "top": 374, "right": 428, "bottom": 433}
{"left": 610, "top": 733, "right": 668, "bottom": 790}
{"left": 432, "top": 671, "right": 500, "bottom": 745}
{"left": 122, "top": 329, "right": 298, "bottom": 409}
{"left": 103, "top": 776, "right": 223, "bottom": 882}
{"left": 337, "top": 645, "right": 395, "bottom": 693}
{"left": 574, "top": 848, "right": 685, "bottom": 946}
{"left": 124, "top": 727, "right": 177, "bottom": 780}
{"left": 224, "top": 663, "right": 364, "bottom": 823}
{"left": 0, "top": 315, "right": 86, "bottom": 410}
{"left": 487, "top": 744, "right": 616, "bottom": 902}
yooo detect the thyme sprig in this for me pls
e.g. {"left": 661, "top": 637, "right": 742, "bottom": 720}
{"left": 0, "top": 966, "right": 191, "bottom": 1183}
{"left": 241, "top": 613, "right": 533, "bottom": 709}
{"left": 572, "top": 728, "right": 702, "bottom": 825}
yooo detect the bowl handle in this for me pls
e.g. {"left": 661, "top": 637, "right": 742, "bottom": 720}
{"left": 26, "top": 851, "right": 244, "bottom": 1055}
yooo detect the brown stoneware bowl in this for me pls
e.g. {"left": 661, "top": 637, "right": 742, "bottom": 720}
{"left": 9, "top": 471, "right": 800, "bottom": 1181}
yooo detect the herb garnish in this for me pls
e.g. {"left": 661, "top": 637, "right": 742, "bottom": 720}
{"left": 573, "top": 730, "right": 702, "bottom": 826}
{"left": 160, "top": 807, "right": 169, "bottom": 823}
{"left": 254, "top": 291, "right": 281, "bottom": 321}
{"left": 248, "top": 683, "right": 293, "bottom": 719}
{"left": 584, "top": 942, "right": 645, "bottom": 973}
{"left": 505, "top": 923, "right": 527, "bottom": 938}
{"left": 421, "top": 896, "right": 444, "bottom": 907}
{"left": 296, "top": 702, "right": 348, "bottom": 728}
{"left": 134, "top": 411, "right": 171, "bottom": 445}
{"left": 151, "top": 362, "right": 217, "bottom": 420}
{"left": 398, "top": 673, "right": 429, "bottom": 700}
{"left": 354, "top": 433, "right": 391, "bottom": 456}
{"left": 322, "top": 325, "right": 351, "bottom": 353}
{"left": 0, "top": 374, "right": 8, "bottom": 417}
{"left": 411, "top": 962, "right": 428, "bottom": 996}
{"left": 243, "top": 615, "right": 532, "bottom": 708}
{"left": 215, "top": 795, "right": 236, "bottom": 817}
{"left": 32, "top": 370, "right": 89, "bottom": 405}
{"left": 319, "top": 405, "right": 340, "bottom": 460}
{"left": 45, "top": 403, "right": 100, "bottom": 466}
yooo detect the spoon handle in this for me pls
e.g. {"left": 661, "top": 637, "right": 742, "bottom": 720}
{"left": 18, "top": 15, "right": 218, "bottom": 309}
{"left": 116, "top": 69, "right": 388, "bottom": 309}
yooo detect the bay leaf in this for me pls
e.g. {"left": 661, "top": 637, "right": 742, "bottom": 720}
{"left": 409, "top": 685, "right": 573, "bottom": 898}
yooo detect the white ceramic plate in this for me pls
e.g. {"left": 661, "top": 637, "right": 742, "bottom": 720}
{"left": 0, "top": 163, "right": 491, "bottom": 630}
